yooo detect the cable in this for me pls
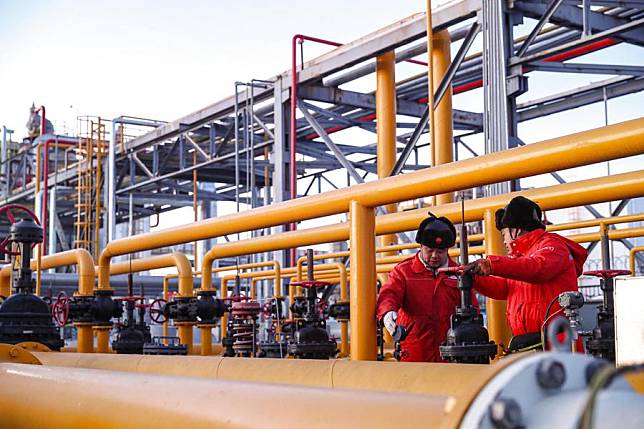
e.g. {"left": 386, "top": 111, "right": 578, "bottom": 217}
{"left": 540, "top": 308, "right": 564, "bottom": 351}
{"left": 578, "top": 363, "right": 644, "bottom": 429}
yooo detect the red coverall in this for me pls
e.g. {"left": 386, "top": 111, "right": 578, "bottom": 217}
{"left": 474, "top": 229, "right": 588, "bottom": 348}
{"left": 376, "top": 253, "right": 479, "bottom": 362}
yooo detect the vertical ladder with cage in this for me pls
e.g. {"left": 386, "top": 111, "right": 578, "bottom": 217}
{"left": 74, "top": 117, "right": 105, "bottom": 259}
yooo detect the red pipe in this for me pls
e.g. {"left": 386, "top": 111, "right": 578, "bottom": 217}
{"left": 34, "top": 106, "right": 48, "bottom": 254}
{"left": 448, "top": 38, "right": 619, "bottom": 96}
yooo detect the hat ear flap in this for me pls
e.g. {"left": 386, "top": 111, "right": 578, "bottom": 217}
{"left": 495, "top": 208, "right": 506, "bottom": 230}
{"left": 415, "top": 217, "right": 430, "bottom": 244}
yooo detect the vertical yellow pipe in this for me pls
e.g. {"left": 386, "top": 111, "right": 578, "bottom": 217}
{"left": 163, "top": 276, "right": 169, "bottom": 344}
{"left": 221, "top": 280, "right": 229, "bottom": 339}
{"left": 177, "top": 323, "right": 193, "bottom": 355}
{"left": 349, "top": 200, "right": 377, "bottom": 361}
{"left": 432, "top": 30, "right": 454, "bottom": 206}
{"left": 483, "top": 209, "right": 511, "bottom": 356}
{"left": 337, "top": 263, "right": 349, "bottom": 357}
{"left": 630, "top": 246, "right": 644, "bottom": 275}
{"left": 95, "top": 328, "right": 110, "bottom": 353}
{"left": 376, "top": 50, "right": 398, "bottom": 254}
{"left": 75, "top": 324, "right": 94, "bottom": 353}
{"left": 200, "top": 325, "right": 213, "bottom": 356}
{"left": 426, "top": 1, "right": 436, "bottom": 206}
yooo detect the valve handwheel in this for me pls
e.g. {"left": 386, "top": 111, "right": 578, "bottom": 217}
{"left": 0, "top": 204, "right": 40, "bottom": 256}
{"left": 52, "top": 291, "right": 70, "bottom": 327}
{"left": 290, "top": 280, "right": 331, "bottom": 289}
{"left": 583, "top": 270, "right": 632, "bottom": 279}
{"left": 149, "top": 298, "right": 167, "bottom": 324}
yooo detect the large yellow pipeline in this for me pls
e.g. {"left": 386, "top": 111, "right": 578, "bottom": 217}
{"left": 0, "top": 249, "right": 95, "bottom": 298}
{"left": 568, "top": 226, "right": 644, "bottom": 244}
{"left": 630, "top": 246, "right": 644, "bottom": 275}
{"left": 0, "top": 362, "right": 461, "bottom": 429}
{"left": 98, "top": 118, "right": 644, "bottom": 291}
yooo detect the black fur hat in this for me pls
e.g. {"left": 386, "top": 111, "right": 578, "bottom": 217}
{"left": 415, "top": 212, "right": 456, "bottom": 249}
{"left": 495, "top": 196, "right": 545, "bottom": 231}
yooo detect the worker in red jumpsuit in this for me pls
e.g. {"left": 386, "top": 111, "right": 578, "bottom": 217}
{"left": 464, "top": 196, "right": 588, "bottom": 352}
{"left": 376, "top": 214, "right": 478, "bottom": 362}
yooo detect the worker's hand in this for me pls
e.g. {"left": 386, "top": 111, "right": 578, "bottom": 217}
{"left": 383, "top": 311, "right": 398, "bottom": 336}
{"left": 463, "top": 258, "right": 491, "bottom": 276}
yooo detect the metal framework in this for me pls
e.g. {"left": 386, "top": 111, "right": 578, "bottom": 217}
{"left": 1, "top": 0, "right": 642, "bottom": 268}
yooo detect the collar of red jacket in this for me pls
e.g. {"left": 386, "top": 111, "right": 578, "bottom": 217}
{"left": 411, "top": 251, "right": 457, "bottom": 274}
{"left": 508, "top": 228, "right": 547, "bottom": 255}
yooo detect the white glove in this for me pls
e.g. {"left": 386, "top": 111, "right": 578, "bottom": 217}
{"left": 383, "top": 311, "right": 398, "bottom": 336}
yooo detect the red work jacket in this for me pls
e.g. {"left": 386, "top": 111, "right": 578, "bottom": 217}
{"left": 474, "top": 229, "right": 588, "bottom": 340}
{"left": 376, "top": 253, "right": 479, "bottom": 362}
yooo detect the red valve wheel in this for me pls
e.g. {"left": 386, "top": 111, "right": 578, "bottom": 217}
{"left": 583, "top": 270, "right": 632, "bottom": 279}
{"left": 149, "top": 299, "right": 167, "bottom": 324}
{"left": 52, "top": 291, "right": 70, "bottom": 327}
{"left": 0, "top": 204, "right": 40, "bottom": 256}
{"left": 290, "top": 280, "right": 331, "bottom": 289}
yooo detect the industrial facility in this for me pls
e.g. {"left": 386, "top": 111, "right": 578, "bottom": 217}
{"left": 0, "top": 0, "right": 643, "bottom": 427}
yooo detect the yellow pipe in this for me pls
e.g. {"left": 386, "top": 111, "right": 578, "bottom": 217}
{"left": 196, "top": 171, "right": 644, "bottom": 284}
{"left": 207, "top": 260, "right": 281, "bottom": 297}
{"left": 567, "top": 226, "right": 644, "bottom": 244}
{"left": 376, "top": 50, "right": 398, "bottom": 253}
{"left": 176, "top": 322, "right": 194, "bottom": 355}
{"left": 74, "top": 323, "right": 94, "bottom": 354}
{"left": 99, "top": 118, "right": 644, "bottom": 290}
{"left": 200, "top": 325, "right": 214, "bottom": 356}
{"left": 0, "top": 362, "right": 457, "bottom": 429}
{"left": 630, "top": 246, "right": 644, "bottom": 275}
{"left": 350, "top": 200, "right": 377, "bottom": 361}
{"left": 94, "top": 328, "right": 110, "bottom": 353}
{"left": 432, "top": 29, "right": 454, "bottom": 206}
{"left": 483, "top": 209, "right": 511, "bottom": 356}
{"left": 547, "top": 213, "right": 644, "bottom": 232}
{"left": 109, "top": 252, "right": 193, "bottom": 298}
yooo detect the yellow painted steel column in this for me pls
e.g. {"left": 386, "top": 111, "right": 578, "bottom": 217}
{"left": 94, "top": 327, "right": 110, "bottom": 353}
{"left": 630, "top": 246, "right": 644, "bottom": 275}
{"left": 74, "top": 323, "right": 94, "bottom": 353}
{"left": 432, "top": 29, "right": 454, "bottom": 206}
{"left": 199, "top": 325, "right": 214, "bottom": 356}
{"left": 483, "top": 209, "right": 511, "bottom": 354}
{"left": 376, "top": 50, "right": 398, "bottom": 254}
{"left": 176, "top": 323, "right": 194, "bottom": 355}
{"left": 350, "top": 200, "right": 377, "bottom": 361}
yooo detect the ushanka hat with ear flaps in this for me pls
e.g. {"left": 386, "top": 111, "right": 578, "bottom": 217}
{"left": 495, "top": 196, "right": 546, "bottom": 232}
{"left": 415, "top": 212, "right": 457, "bottom": 249}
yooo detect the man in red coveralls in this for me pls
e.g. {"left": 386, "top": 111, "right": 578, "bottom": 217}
{"left": 376, "top": 214, "right": 478, "bottom": 362}
{"left": 464, "top": 196, "right": 588, "bottom": 352}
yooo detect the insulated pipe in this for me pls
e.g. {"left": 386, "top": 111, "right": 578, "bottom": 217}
{"left": 483, "top": 209, "right": 511, "bottom": 356}
{"left": 630, "top": 246, "right": 644, "bottom": 275}
{"left": 0, "top": 249, "right": 95, "bottom": 298}
{"left": 0, "top": 362, "right": 456, "bottom": 429}
{"left": 431, "top": 30, "right": 454, "bottom": 206}
{"left": 99, "top": 118, "right": 644, "bottom": 291}
{"left": 376, "top": 50, "right": 398, "bottom": 255}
